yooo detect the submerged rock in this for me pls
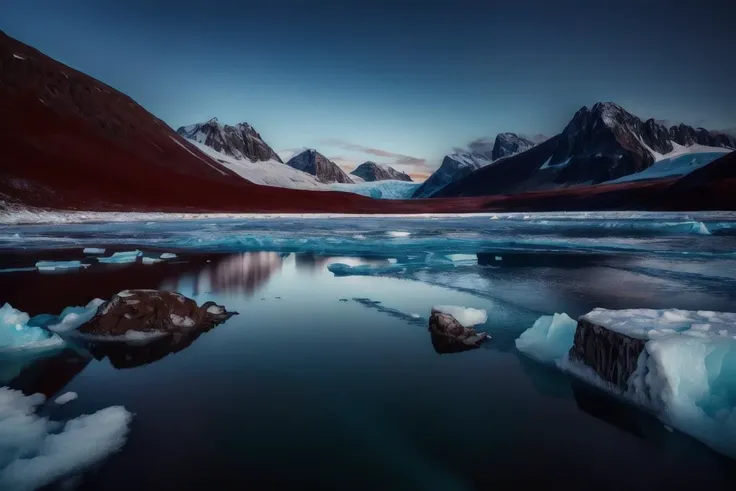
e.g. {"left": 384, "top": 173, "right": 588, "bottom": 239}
{"left": 428, "top": 309, "right": 489, "bottom": 354}
{"left": 78, "top": 290, "right": 236, "bottom": 338}
{"left": 567, "top": 317, "right": 646, "bottom": 390}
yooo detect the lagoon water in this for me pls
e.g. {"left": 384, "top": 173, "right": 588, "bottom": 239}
{"left": 1, "top": 214, "right": 736, "bottom": 490}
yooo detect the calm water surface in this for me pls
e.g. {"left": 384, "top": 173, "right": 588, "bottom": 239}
{"left": 2, "top": 216, "right": 736, "bottom": 490}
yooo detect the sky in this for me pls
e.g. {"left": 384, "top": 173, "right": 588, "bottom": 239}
{"left": 1, "top": 0, "right": 734, "bottom": 180}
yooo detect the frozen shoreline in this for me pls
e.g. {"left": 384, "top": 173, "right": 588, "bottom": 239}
{"left": 2, "top": 207, "right": 736, "bottom": 226}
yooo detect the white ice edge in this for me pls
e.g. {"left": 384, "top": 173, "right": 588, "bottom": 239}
{"left": 432, "top": 305, "right": 488, "bottom": 327}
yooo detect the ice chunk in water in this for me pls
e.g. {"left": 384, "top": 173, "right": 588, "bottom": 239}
{"left": 0, "top": 388, "right": 132, "bottom": 491}
{"left": 386, "top": 231, "right": 411, "bottom": 238}
{"left": 35, "top": 261, "right": 87, "bottom": 272}
{"left": 98, "top": 250, "right": 142, "bottom": 264}
{"left": 517, "top": 308, "right": 736, "bottom": 458}
{"left": 142, "top": 257, "right": 161, "bottom": 265}
{"left": 514, "top": 313, "right": 577, "bottom": 363}
{"left": 0, "top": 304, "right": 64, "bottom": 352}
{"left": 431, "top": 305, "right": 487, "bottom": 327}
{"left": 54, "top": 392, "right": 78, "bottom": 405}
{"left": 159, "top": 252, "right": 177, "bottom": 259}
{"left": 45, "top": 299, "right": 104, "bottom": 333}
{"left": 82, "top": 248, "right": 105, "bottom": 254}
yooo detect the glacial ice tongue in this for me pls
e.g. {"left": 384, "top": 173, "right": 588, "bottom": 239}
{"left": 516, "top": 308, "right": 736, "bottom": 458}
{"left": 0, "top": 387, "right": 132, "bottom": 491}
{"left": 0, "top": 304, "right": 64, "bottom": 352}
{"left": 431, "top": 305, "right": 487, "bottom": 327}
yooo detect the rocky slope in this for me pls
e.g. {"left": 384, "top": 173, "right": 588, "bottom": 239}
{"left": 412, "top": 153, "right": 490, "bottom": 198}
{"left": 285, "top": 149, "right": 354, "bottom": 184}
{"left": 176, "top": 118, "right": 281, "bottom": 163}
{"left": 350, "top": 161, "right": 412, "bottom": 182}
{"left": 492, "top": 133, "right": 535, "bottom": 160}
{"left": 433, "top": 102, "right": 735, "bottom": 198}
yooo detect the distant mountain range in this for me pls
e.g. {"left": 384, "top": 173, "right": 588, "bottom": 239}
{"left": 1, "top": 30, "right": 734, "bottom": 213}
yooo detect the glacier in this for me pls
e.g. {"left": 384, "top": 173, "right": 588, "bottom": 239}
{"left": 515, "top": 308, "right": 736, "bottom": 458}
{"left": 610, "top": 150, "right": 731, "bottom": 184}
{"left": 0, "top": 388, "right": 132, "bottom": 491}
{"left": 329, "top": 180, "right": 420, "bottom": 199}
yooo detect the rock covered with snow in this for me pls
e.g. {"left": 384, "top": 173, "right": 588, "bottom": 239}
{"left": 428, "top": 306, "right": 489, "bottom": 353}
{"left": 491, "top": 133, "right": 535, "bottom": 161}
{"left": 78, "top": 290, "right": 236, "bottom": 338}
{"left": 412, "top": 153, "right": 490, "bottom": 198}
{"left": 176, "top": 117, "right": 282, "bottom": 163}
{"left": 285, "top": 149, "right": 354, "bottom": 184}
{"left": 350, "top": 161, "right": 413, "bottom": 182}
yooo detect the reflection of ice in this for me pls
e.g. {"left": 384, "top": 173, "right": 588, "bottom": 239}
{"left": 161, "top": 253, "right": 284, "bottom": 296}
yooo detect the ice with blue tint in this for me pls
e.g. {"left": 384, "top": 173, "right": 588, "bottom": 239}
{"left": 328, "top": 263, "right": 405, "bottom": 277}
{"left": 35, "top": 260, "right": 87, "bottom": 271}
{"left": 83, "top": 247, "right": 105, "bottom": 254}
{"left": 516, "top": 308, "right": 736, "bottom": 458}
{"left": 0, "top": 303, "right": 64, "bottom": 352}
{"left": 514, "top": 313, "right": 577, "bottom": 363}
{"left": 43, "top": 299, "right": 104, "bottom": 333}
{"left": 329, "top": 180, "right": 420, "bottom": 199}
{"left": 98, "top": 250, "right": 142, "bottom": 264}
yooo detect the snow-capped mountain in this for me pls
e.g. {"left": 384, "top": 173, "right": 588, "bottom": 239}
{"left": 491, "top": 133, "right": 535, "bottom": 160}
{"left": 286, "top": 150, "right": 354, "bottom": 184}
{"left": 548, "top": 102, "right": 735, "bottom": 184}
{"left": 184, "top": 140, "right": 328, "bottom": 190}
{"left": 176, "top": 118, "right": 282, "bottom": 163}
{"left": 412, "top": 153, "right": 490, "bottom": 198}
{"left": 350, "top": 162, "right": 413, "bottom": 182}
{"left": 432, "top": 102, "right": 735, "bottom": 198}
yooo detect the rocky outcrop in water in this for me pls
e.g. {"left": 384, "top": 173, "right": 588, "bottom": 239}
{"left": 567, "top": 316, "right": 646, "bottom": 389}
{"left": 428, "top": 309, "right": 489, "bottom": 354}
{"left": 79, "top": 290, "right": 236, "bottom": 338}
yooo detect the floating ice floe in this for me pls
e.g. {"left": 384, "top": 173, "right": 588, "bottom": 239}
{"left": 516, "top": 308, "right": 736, "bottom": 458}
{"left": 327, "top": 263, "right": 404, "bottom": 277}
{"left": 0, "top": 267, "right": 36, "bottom": 274}
{"left": 98, "top": 250, "right": 142, "bottom": 264}
{"left": 35, "top": 261, "right": 88, "bottom": 272}
{"left": 45, "top": 299, "right": 105, "bottom": 333}
{"left": 0, "top": 304, "right": 64, "bottom": 353}
{"left": 82, "top": 247, "right": 105, "bottom": 254}
{"left": 431, "top": 305, "right": 488, "bottom": 327}
{"left": 142, "top": 257, "right": 160, "bottom": 265}
{"left": 54, "top": 391, "right": 78, "bottom": 405}
{"left": 386, "top": 231, "right": 411, "bottom": 238}
{"left": 0, "top": 387, "right": 132, "bottom": 491}
{"left": 159, "top": 252, "right": 177, "bottom": 259}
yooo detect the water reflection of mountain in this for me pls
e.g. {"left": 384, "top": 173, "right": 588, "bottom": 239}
{"left": 160, "top": 252, "right": 283, "bottom": 296}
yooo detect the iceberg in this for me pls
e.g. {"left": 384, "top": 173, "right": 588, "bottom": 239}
{"left": 159, "top": 252, "right": 177, "bottom": 259}
{"left": 516, "top": 308, "right": 736, "bottom": 458}
{"left": 431, "top": 305, "right": 487, "bottom": 327}
{"left": 43, "top": 299, "right": 104, "bottom": 333}
{"left": 0, "top": 304, "right": 64, "bottom": 353}
{"left": 35, "top": 261, "right": 87, "bottom": 272}
{"left": 0, "top": 388, "right": 132, "bottom": 491}
{"left": 98, "top": 250, "right": 142, "bottom": 264}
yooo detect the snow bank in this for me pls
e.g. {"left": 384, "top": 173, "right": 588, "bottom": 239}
{"left": 82, "top": 248, "right": 105, "bottom": 254}
{"left": 431, "top": 305, "right": 487, "bottom": 327}
{"left": 35, "top": 261, "right": 87, "bottom": 272}
{"left": 54, "top": 392, "right": 78, "bottom": 405}
{"left": 516, "top": 308, "right": 736, "bottom": 458}
{"left": 0, "top": 304, "right": 63, "bottom": 353}
{"left": 98, "top": 250, "right": 141, "bottom": 264}
{"left": 514, "top": 313, "right": 577, "bottom": 363}
{"left": 0, "top": 388, "right": 132, "bottom": 491}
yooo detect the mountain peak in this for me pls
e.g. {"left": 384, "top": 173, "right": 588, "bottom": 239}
{"left": 350, "top": 161, "right": 413, "bottom": 182}
{"left": 177, "top": 119, "right": 282, "bottom": 163}
{"left": 286, "top": 150, "right": 353, "bottom": 184}
{"left": 205, "top": 117, "right": 219, "bottom": 125}
{"left": 491, "top": 132, "right": 535, "bottom": 160}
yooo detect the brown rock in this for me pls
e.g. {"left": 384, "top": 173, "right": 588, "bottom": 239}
{"left": 428, "top": 310, "right": 489, "bottom": 354}
{"left": 78, "top": 289, "right": 236, "bottom": 337}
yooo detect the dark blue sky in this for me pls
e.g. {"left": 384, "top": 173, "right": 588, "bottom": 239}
{"left": 2, "top": 0, "right": 734, "bottom": 179}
